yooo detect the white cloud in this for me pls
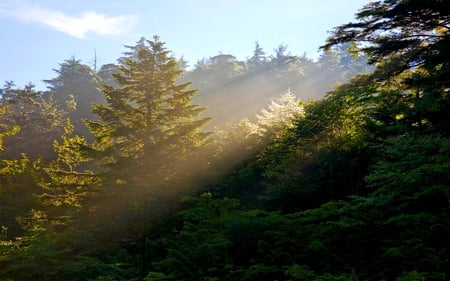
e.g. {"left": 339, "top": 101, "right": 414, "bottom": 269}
{"left": 0, "top": 1, "right": 138, "bottom": 38}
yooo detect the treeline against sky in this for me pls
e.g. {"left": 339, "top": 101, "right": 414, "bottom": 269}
{"left": 0, "top": 40, "right": 372, "bottom": 161}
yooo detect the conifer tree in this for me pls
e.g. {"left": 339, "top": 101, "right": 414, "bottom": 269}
{"left": 44, "top": 59, "right": 104, "bottom": 138}
{"left": 39, "top": 119, "right": 100, "bottom": 223}
{"left": 86, "top": 36, "right": 211, "bottom": 186}
{"left": 256, "top": 89, "right": 304, "bottom": 138}
{"left": 247, "top": 41, "right": 267, "bottom": 70}
{"left": 322, "top": 0, "right": 450, "bottom": 134}
{"left": 0, "top": 83, "right": 66, "bottom": 160}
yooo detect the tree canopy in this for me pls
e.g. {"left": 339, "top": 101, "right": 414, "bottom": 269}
{"left": 1, "top": 2, "right": 449, "bottom": 279}
{"left": 86, "top": 36, "right": 211, "bottom": 185}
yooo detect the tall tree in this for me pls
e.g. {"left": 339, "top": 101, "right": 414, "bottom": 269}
{"left": 208, "top": 54, "right": 245, "bottom": 79}
{"left": 44, "top": 58, "right": 104, "bottom": 137}
{"left": 268, "top": 44, "right": 304, "bottom": 89}
{"left": 85, "top": 35, "right": 211, "bottom": 186}
{"left": 38, "top": 119, "right": 100, "bottom": 224}
{"left": 85, "top": 36, "right": 212, "bottom": 278}
{"left": 322, "top": 0, "right": 450, "bottom": 134}
{"left": 0, "top": 83, "right": 66, "bottom": 159}
{"left": 270, "top": 44, "right": 292, "bottom": 67}
{"left": 255, "top": 89, "right": 304, "bottom": 139}
{"left": 247, "top": 41, "right": 267, "bottom": 71}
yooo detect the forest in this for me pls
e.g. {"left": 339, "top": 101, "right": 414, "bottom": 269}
{"left": 0, "top": 0, "right": 449, "bottom": 280}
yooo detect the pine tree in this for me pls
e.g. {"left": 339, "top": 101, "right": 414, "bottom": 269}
{"left": 85, "top": 36, "right": 211, "bottom": 186}
{"left": 0, "top": 83, "right": 66, "bottom": 160}
{"left": 256, "top": 89, "right": 304, "bottom": 138}
{"left": 43, "top": 58, "right": 104, "bottom": 137}
{"left": 247, "top": 41, "right": 267, "bottom": 70}
{"left": 322, "top": 0, "right": 450, "bottom": 135}
{"left": 39, "top": 119, "right": 100, "bottom": 222}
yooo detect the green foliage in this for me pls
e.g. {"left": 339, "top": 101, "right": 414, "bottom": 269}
{"left": 255, "top": 89, "right": 304, "bottom": 139}
{"left": 229, "top": 81, "right": 371, "bottom": 211}
{"left": 365, "top": 134, "right": 450, "bottom": 196}
{"left": 139, "top": 8, "right": 450, "bottom": 277}
{"left": 323, "top": 0, "right": 450, "bottom": 135}
{"left": 0, "top": 106, "right": 20, "bottom": 151}
{"left": 334, "top": 134, "right": 450, "bottom": 280}
{"left": 183, "top": 40, "right": 372, "bottom": 129}
{"left": 395, "top": 271, "right": 426, "bottom": 281}
{"left": 0, "top": 84, "right": 66, "bottom": 159}
{"left": 144, "top": 195, "right": 368, "bottom": 280}
{"left": 1, "top": 1, "right": 450, "bottom": 278}
{"left": 285, "top": 264, "right": 358, "bottom": 281}
{"left": 145, "top": 194, "right": 238, "bottom": 280}
{"left": 44, "top": 58, "right": 105, "bottom": 137}
{"left": 86, "top": 35, "right": 211, "bottom": 185}
{"left": 38, "top": 118, "right": 100, "bottom": 223}
{"left": 144, "top": 135, "right": 449, "bottom": 279}
{"left": 0, "top": 210, "right": 69, "bottom": 280}
{"left": 0, "top": 154, "right": 42, "bottom": 238}
{"left": 0, "top": 210, "right": 136, "bottom": 281}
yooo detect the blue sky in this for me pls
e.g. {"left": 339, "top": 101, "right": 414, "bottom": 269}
{"left": 0, "top": 0, "right": 369, "bottom": 91}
